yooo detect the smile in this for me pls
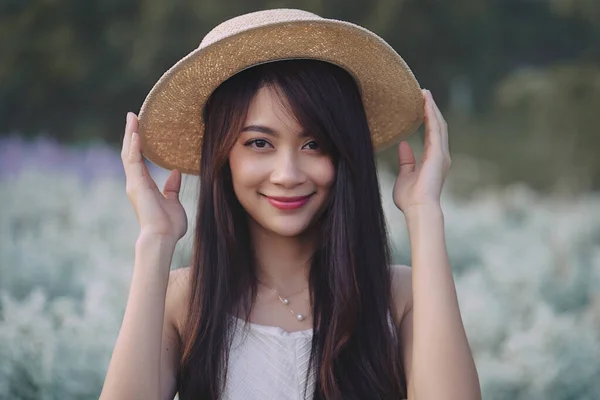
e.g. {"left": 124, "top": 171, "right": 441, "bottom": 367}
{"left": 264, "top": 194, "right": 313, "bottom": 210}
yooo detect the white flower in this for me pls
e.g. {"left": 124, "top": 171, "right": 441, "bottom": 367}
{"left": 1, "top": 143, "right": 599, "bottom": 399}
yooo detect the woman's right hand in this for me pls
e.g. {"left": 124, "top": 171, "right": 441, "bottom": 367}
{"left": 121, "top": 112, "right": 188, "bottom": 242}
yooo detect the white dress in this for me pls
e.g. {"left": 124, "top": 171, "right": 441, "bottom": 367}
{"left": 222, "top": 317, "right": 316, "bottom": 400}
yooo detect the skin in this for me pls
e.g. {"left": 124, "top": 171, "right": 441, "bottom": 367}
{"left": 229, "top": 86, "right": 336, "bottom": 239}
{"left": 99, "top": 88, "right": 481, "bottom": 400}
{"left": 228, "top": 87, "right": 335, "bottom": 331}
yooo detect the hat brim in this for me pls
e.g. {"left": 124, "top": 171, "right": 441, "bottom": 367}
{"left": 138, "top": 19, "right": 424, "bottom": 175}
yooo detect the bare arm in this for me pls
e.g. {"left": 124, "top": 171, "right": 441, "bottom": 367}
{"left": 398, "top": 207, "right": 481, "bottom": 399}
{"left": 100, "top": 235, "right": 180, "bottom": 400}
{"left": 100, "top": 112, "right": 188, "bottom": 399}
{"left": 392, "top": 90, "right": 481, "bottom": 399}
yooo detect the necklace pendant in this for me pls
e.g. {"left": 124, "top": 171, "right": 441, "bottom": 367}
{"left": 296, "top": 314, "right": 304, "bottom": 321}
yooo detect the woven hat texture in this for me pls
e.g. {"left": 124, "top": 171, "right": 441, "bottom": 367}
{"left": 138, "top": 8, "right": 424, "bottom": 175}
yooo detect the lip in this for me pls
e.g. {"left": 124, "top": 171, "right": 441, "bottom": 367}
{"left": 264, "top": 194, "right": 314, "bottom": 210}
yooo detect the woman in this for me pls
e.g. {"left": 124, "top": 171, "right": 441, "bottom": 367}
{"left": 100, "top": 9, "right": 481, "bottom": 400}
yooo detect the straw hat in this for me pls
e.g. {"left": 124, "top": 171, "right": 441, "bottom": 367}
{"left": 138, "top": 8, "right": 424, "bottom": 175}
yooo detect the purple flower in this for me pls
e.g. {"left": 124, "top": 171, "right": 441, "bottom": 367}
{"left": 0, "top": 136, "right": 174, "bottom": 183}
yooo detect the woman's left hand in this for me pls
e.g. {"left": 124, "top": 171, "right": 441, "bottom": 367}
{"left": 393, "top": 89, "right": 451, "bottom": 214}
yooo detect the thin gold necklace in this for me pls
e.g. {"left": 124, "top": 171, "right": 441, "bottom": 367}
{"left": 258, "top": 280, "right": 309, "bottom": 321}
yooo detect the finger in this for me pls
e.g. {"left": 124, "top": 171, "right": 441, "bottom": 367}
{"left": 427, "top": 91, "right": 450, "bottom": 154}
{"left": 423, "top": 90, "right": 443, "bottom": 152}
{"left": 163, "top": 169, "right": 182, "bottom": 201}
{"left": 398, "top": 141, "right": 416, "bottom": 174}
{"left": 121, "top": 112, "right": 136, "bottom": 161}
{"left": 141, "top": 159, "right": 159, "bottom": 191}
{"left": 125, "top": 131, "right": 144, "bottom": 179}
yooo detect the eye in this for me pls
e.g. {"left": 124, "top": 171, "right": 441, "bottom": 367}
{"left": 245, "top": 139, "right": 273, "bottom": 149}
{"left": 302, "top": 140, "right": 320, "bottom": 150}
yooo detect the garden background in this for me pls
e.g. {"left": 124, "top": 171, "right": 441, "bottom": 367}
{"left": 1, "top": 0, "right": 600, "bottom": 399}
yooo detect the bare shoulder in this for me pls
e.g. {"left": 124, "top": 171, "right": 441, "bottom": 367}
{"left": 390, "top": 264, "right": 413, "bottom": 327}
{"left": 165, "top": 266, "right": 193, "bottom": 334}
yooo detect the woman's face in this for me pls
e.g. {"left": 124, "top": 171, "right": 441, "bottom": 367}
{"left": 229, "top": 86, "right": 335, "bottom": 237}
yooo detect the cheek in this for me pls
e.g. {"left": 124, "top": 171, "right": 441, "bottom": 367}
{"left": 309, "top": 157, "right": 336, "bottom": 190}
{"left": 229, "top": 148, "right": 267, "bottom": 191}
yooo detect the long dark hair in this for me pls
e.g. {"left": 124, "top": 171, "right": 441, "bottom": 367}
{"left": 177, "top": 59, "right": 406, "bottom": 399}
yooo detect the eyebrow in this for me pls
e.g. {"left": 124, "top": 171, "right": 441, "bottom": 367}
{"left": 241, "top": 125, "right": 309, "bottom": 137}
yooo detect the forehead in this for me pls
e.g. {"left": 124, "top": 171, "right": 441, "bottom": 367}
{"left": 244, "top": 86, "right": 302, "bottom": 134}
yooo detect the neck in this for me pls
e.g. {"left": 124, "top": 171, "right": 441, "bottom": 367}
{"left": 249, "top": 220, "right": 316, "bottom": 293}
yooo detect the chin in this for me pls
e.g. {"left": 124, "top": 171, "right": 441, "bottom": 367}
{"left": 263, "top": 219, "right": 314, "bottom": 238}
{"left": 250, "top": 214, "right": 317, "bottom": 238}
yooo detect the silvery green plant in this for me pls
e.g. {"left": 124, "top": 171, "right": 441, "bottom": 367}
{"left": 1, "top": 138, "right": 599, "bottom": 399}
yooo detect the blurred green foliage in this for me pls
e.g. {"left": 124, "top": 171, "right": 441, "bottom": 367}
{"left": 1, "top": 0, "right": 599, "bottom": 190}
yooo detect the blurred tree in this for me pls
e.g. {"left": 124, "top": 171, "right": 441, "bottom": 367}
{"left": 0, "top": 0, "right": 598, "bottom": 189}
{"left": 494, "top": 64, "right": 600, "bottom": 191}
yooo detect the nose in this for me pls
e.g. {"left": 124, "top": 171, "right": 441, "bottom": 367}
{"left": 269, "top": 150, "right": 306, "bottom": 188}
